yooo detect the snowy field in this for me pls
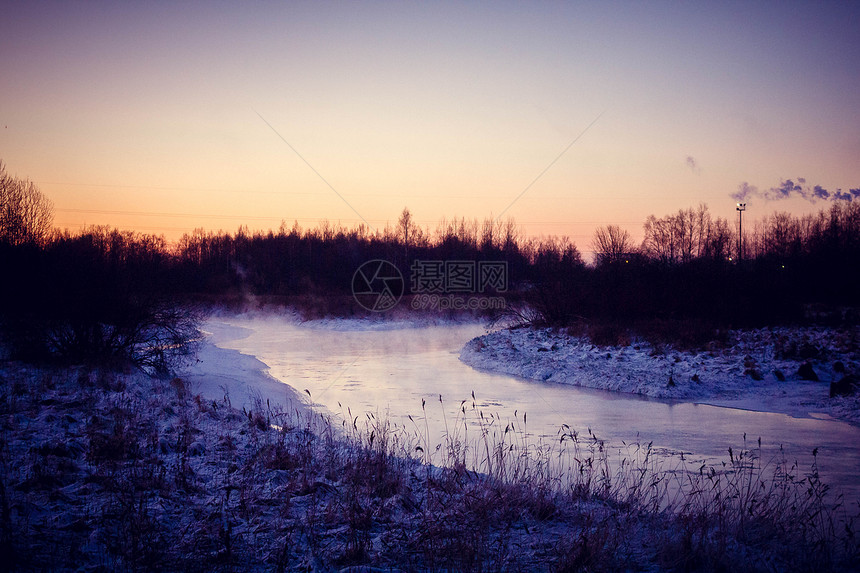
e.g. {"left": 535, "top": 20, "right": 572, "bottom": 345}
{"left": 460, "top": 325, "right": 860, "bottom": 425}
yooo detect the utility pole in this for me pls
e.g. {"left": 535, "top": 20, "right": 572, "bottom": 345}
{"left": 736, "top": 202, "right": 746, "bottom": 260}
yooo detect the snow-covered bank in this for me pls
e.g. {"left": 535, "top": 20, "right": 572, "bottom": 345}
{"left": 180, "top": 327, "right": 307, "bottom": 414}
{"left": 460, "top": 326, "right": 860, "bottom": 425}
{"left": 2, "top": 323, "right": 857, "bottom": 569}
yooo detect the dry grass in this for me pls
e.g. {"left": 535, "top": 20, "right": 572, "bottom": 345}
{"left": 0, "top": 363, "right": 857, "bottom": 571}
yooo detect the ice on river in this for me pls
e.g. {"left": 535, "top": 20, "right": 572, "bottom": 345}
{"left": 183, "top": 313, "right": 860, "bottom": 501}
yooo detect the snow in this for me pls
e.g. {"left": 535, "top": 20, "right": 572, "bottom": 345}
{"left": 2, "top": 318, "right": 857, "bottom": 569}
{"left": 181, "top": 328, "right": 307, "bottom": 414}
{"left": 0, "top": 339, "right": 678, "bottom": 569}
{"left": 460, "top": 325, "right": 860, "bottom": 425}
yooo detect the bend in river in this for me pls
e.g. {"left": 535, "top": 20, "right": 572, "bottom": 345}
{"left": 201, "top": 315, "right": 860, "bottom": 502}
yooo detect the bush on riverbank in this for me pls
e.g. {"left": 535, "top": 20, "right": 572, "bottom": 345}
{"left": 1, "top": 361, "right": 856, "bottom": 571}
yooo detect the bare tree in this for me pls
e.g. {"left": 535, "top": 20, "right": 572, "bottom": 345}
{"left": 0, "top": 161, "right": 54, "bottom": 245}
{"left": 398, "top": 207, "right": 419, "bottom": 259}
{"left": 591, "top": 224, "right": 633, "bottom": 265}
{"left": 500, "top": 217, "right": 519, "bottom": 254}
{"left": 641, "top": 205, "right": 715, "bottom": 264}
{"left": 702, "top": 216, "right": 733, "bottom": 261}
{"left": 642, "top": 214, "right": 675, "bottom": 263}
{"left": 480, "top": 216, "right": 496, "bottom": 251}
{"left": 762, "top": 212, "right": 802, "bottom": 259}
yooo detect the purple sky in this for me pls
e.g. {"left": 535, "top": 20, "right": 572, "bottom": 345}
{"left": 1, "top": 1, "right": 858, "bottom": 248}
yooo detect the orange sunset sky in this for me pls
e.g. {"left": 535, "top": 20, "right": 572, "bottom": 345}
{"left": 1, "top": 2, "right": 858, "bottom": 254}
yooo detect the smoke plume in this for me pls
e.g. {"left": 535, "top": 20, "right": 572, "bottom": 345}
{"left": 685, "top": 156, "right": 700, "bottom": 174}
{"left": 731, "top": 177, "right": 859, "bottom": 203}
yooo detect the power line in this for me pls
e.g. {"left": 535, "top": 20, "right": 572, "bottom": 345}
{"left": 59, "top": 222, "right": 209, "bottom": 233}
{"left": 41, "top": 181, "right": 614, "bottom": 201}
{"left": 496, "top": 110, "right": 605, "bottom": 221}
{"left": 57, "top": 208, "right": 289, "bottom": 222}
{"left": 55, "top": 207, "right": 640, "bottom": 226}
{"left": 58, "top": 220, "right": 604, "bottom": 243}
{"left": 255, "top": 109, "right": 376, "bottom": 232}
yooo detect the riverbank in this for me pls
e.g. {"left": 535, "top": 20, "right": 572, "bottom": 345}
{"left": 190, "top": 313, "right": 860, "bottom": 502}
{"left": 460, "top": 325, "right": 860, "bottom": 425}
{"left": 2, "top": 332, "right": 857, "bottom": 570}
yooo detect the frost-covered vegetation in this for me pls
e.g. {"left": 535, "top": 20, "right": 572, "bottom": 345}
{"left": 1, "top": 360, "right": 858, "bottom": 571}
{"left": 462, "top": 324, "right": 860, "bottom": 425}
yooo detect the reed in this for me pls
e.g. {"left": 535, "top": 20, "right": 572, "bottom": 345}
{"left": 1, "top": 364, "right": 856, "bottom": 571}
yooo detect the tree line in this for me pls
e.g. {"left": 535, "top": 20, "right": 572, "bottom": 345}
{"left": 2, "top": 160, "right": 859, "bottom": 366}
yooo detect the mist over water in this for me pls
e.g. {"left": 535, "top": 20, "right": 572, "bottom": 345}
{"left": 208, "top": 315, "right": 860, "bottom": 502}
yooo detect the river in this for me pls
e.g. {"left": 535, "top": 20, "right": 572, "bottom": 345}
{"left": 204, "top": 315, "right": 860, "bottom": 501}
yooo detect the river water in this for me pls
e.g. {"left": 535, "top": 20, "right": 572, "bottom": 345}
{"left": 207, "top": 315, "right": 860, "bottom": 501}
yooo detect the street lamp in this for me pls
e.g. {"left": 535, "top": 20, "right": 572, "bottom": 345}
{"left": 736, "top": 202, "right": 746, "bottom": 260}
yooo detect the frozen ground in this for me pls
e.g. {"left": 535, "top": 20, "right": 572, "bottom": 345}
{"left": 460, "top": 325, "right": 860, "bottom": 425}
{"left": 1, "top": 316, "right": 857, "bottom": 570}
{"left": 2, "top": 348, "right": 855, "bottom": 570}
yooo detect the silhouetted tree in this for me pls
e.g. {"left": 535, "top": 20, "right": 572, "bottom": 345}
{"left": 0, "top": 161, "right": 53, "bottom": 246}
{"left": 398, "top": 207, "right": 419, "bottom": 261}
{"left": 591, "top": 224, "right": 634, "bottom": 265}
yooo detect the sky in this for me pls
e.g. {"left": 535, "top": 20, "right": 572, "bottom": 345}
{"left": 1, "top": 1, "right": 858, "bottom": 252}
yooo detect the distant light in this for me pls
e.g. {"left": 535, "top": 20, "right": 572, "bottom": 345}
{"left": 728, "top": 257, "right": 733, "bottom": 261}
{"left": 625, "top": 260, "right": 629, "bottom": 263}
